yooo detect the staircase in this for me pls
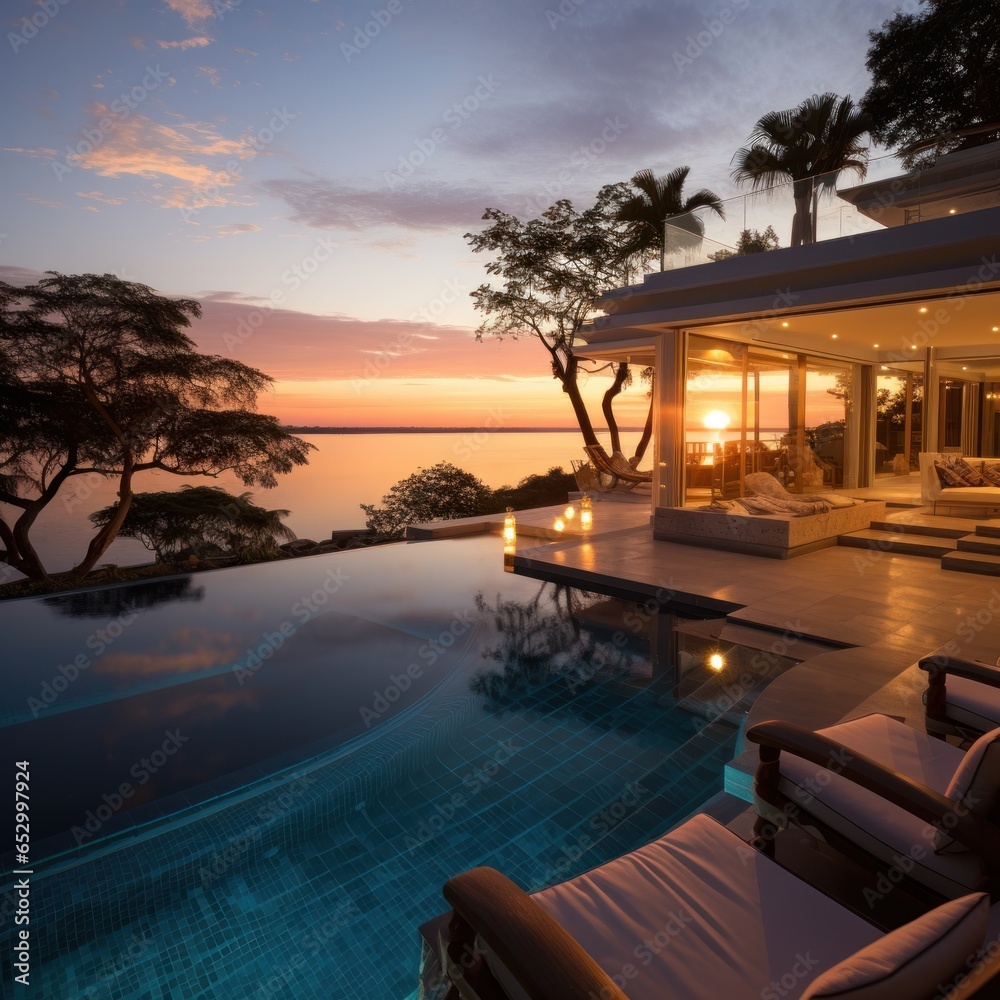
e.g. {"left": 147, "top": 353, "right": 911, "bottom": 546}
{"left": 838, "top": 517, "right": 1000, "bottom": 576}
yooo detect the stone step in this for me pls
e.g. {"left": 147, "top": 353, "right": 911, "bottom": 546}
{"left": 837, "top": 529, "right": 958, "bottom": 559}
{"left": 941, "top": 551, "right": 1000, "bottom": 577}
{"left": 976, "top": 524, "right": 1000, "bottom": 538}
{"left": 868, "top": 519, "right": 969, "bottom": 539}
{"left": 957, "top": 535, "right": 1000, "bottom": 556}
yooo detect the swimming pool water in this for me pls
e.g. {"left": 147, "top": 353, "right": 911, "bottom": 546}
{"left": 0, "top": 536, "right": 773, "bottom": 999}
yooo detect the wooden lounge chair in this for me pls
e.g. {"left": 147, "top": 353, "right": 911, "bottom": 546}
{"left": 583, "top": 443, "right": 652, "bottom": 490}
{"left": 438, "top": 811, "right": 996, "bottom": 999}
{"left": 922, "top": 654, "right": 1000, "bottom": 741}
{"left": 748, "top": 713, "right": 1000, "bottom": 902}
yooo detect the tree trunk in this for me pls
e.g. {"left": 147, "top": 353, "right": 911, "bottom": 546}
{"left": 72, "top": 462, "right": 135, "bottom": 579}
{"left": 791, "top": 178, "right": 814, "bottom": 246}
{"left": 601, "top": 363, "right": 630, "bottom": 455}
{"left": 557, "top": 353, "right": 601, "bottom": 448}
{"left": 633, "top": 393, "right": 654, "bottom": 464}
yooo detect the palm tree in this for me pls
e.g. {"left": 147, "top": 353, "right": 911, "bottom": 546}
{"left": 732, "top": 93, "right": 872, "bottom": 246}
{"left": 616, "top": 166, "right": 725, "bottom": 266}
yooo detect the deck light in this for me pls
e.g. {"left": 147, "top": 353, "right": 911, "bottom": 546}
{"left": 709, "top": 652, "right": 724, "bottom": 671}
{"left": 580, "top": 494, "right": 593, "bottom": 530}
{"left": 564, "top": 504, "right": 576, "bottom": 520}
{"left": 554, "top": 518, "right": 565, "bottom": 532}
{"left": 503, "top": 508, "right": 516, "bottom": 545}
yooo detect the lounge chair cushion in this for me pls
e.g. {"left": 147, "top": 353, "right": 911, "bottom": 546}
{"left": 767, "top": 715, "right": 983, "bottom": 897}
{"left": 487, "top": 813, "right": 880, "bottom": 1000}
{"left": 935, "top": 724, "right": 1000, "bottom": 853}
{"left": 801, "top": 892, "right": 988, "bottom": 999}
{"left": 943, "top": 674, "right": 1000, "bottom": 734}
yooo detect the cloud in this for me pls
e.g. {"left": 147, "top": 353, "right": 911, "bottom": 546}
{"left": 76, "top": 191, "right": 127, "bottom": 205}
{"left": 233, "top": 46, "right": 257, "bottom": 56}
{"left": 196, "top": 65, "right": 222, "bottom": 86}
{"left": 258, "top": 178, "right": 499, "bottom": 232}
{"left": 21, "top": 195, "right": 64, "bottom": 208}
{"left": 157, "top": 36, "right": 213, "bottom": 49}
{"left": 190, "top": 292, "right": 544, "bottom": 382}
{"left": 61, "top": 105, "right": 250, "bottom": 208}
{"left": 165, "top": 0, "right": 215, "bottom": 26}
{"left": 215, "top": 223, "right": 262, "bottom": 236}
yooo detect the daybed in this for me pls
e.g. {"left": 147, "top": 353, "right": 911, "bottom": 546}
{"left": 919, "top": 453, "right": 1000, "bottom": 515}
{"left": 656, "top": 474, "right": 883, "bottom": 557}
{"left": 438, "top": 811, "right": 997, "bottom": 999}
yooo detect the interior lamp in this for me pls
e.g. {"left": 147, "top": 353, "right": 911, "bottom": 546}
{"left": 554, "top": 517, "right": 565, "bottom": 532}
{"left": 580, "top": 494, "right": 593, "bottom": 530}
{"left": 564, "top": 504, "right": 576, "bottom": 520}
{"left": 709, "top": 652, "right": 724, "bottom": 671}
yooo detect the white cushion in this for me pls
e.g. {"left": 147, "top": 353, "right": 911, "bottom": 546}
{"left": 802, "top": 892, "right": 988, "bottom": 999}
{"left": 945, "top": 674, "right": 1000, "bottom": 734}
{"left": 526, "top": 813, "right": 878, "bottom": 1000}
{"left": 939, "top": 486, "right": 1000, "bottom": 503}
{"left": 935, "top": 725, "right": 1000, "bottom": 853}
{"left": 771, "top": 715, "right": 982, "bottom": 897}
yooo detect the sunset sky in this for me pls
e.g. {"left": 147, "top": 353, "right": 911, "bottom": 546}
{"left": 2, "top": 0, "right": 901, "bottom": 427}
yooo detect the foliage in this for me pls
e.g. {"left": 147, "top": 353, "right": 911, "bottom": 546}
{"left": 465, "top": 184, "right": 652, "bottom": 453}
{"left": 90, "top": 485, "right": 296, "bottom": 563}
{"left": 493, "top": 466, "right": 577, "bottom": 511}
{"left": 361, "top": 462, "right": 495, "bottom": 540}
{"left": 732, "top": 93, "right": 871, "bottom": 246}
{"left": 0, "top": 272, "right": 312, "bottom": 582}
{"left": 708, "top": 225, "right": 781, "bottom": 261}
{"left": 615, "top": 166, "right": 724, "bottom": 260}
{"left": 863, "top": 0, "right": 1000, "bottom": 167}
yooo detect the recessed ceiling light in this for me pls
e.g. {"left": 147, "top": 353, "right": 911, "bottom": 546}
{"left": 781, "top": 322, "right": 789, "bottom": 328}
{"left": 962, "top": 366, "right": 968, "bottom": 370}
{"left": 994, "top": 326, "right": 999, "bottom": 333}
{"left": 919, "top": 307, "right": 928, "bottom": 313}
{"left": 880, "top": 365, "right": 888, "bottom": 370}
{"left": 831, "top": 333, "right": 838, "bottom": 339}
{"left": 909, "top": 345, "right": 917, "bottom": 350}
{"left": 873, "top": 343, "right": 879, "bottom": 348}
{"left": 949, "top": 208, "right": 957, "bottom": 214}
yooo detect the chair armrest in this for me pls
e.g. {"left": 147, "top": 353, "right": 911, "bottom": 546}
{"left": 919, "top": 655, "right": 1000, "bottom": 686}
{"left": 442, "top": 866, "right": 628, "bottom": 1000}
{"left": 746, "top": 719, "right": 1000, "bottom": 861}
{"left": 920, "top": 656, "right": 1000, "bottom": 724}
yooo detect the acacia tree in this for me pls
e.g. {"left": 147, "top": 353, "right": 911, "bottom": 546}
{"left": 466, "top": 183, "right": 655, "bottom": 461}
{"left": 0, "top": 272, "right": 313, "bottom": 583}
{"left": 90, "top": 486, "right": 296, "bottom": 563}
{"left": 863, "top": 0, "right": 1000, "bottom": 167}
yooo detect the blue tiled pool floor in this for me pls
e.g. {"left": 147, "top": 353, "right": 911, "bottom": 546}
{"left": 20, "top": 674, "right": 738, "bottom": 999}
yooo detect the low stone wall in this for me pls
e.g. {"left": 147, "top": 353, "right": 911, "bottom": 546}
{"left": 654, "top": 500, "right": 886, "bottom": 558}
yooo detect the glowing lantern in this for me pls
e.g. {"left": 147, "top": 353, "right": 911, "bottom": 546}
{"left": 502, "top": 507, "right": 516, "bottom": 546}
{"left": 580, "top": 494, "right": 593, "bottom": 530}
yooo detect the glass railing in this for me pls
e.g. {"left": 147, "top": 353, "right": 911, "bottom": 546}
{"left": 660, "top": 150, "right": 1000, "bottom": 271}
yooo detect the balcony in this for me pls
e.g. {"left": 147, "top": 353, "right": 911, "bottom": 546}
{"left": 662, "top": 144, "right": 1000, "bottom": 272}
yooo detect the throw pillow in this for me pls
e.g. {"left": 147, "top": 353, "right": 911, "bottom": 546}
{"left": 935, "top": 724, "right": 1000, "bottom": 853}
{"left": 952, "top": 457, "right": 987, "bottom": 486}
{"left": 801, "top": 892, "right": 988, "bottom": 1000}
{"left": 935, "top": 461, "right": 969, "bottom": 488}
{"left": 982, "top": 464, "right": 1000, "bottom": 487}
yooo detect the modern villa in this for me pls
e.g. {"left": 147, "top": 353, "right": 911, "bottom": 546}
{"left": 427, "top": 145, "right": 1000, "bottom": 998}
{"left": 7, "top": 148, "right": 1000, "bottom": 1000}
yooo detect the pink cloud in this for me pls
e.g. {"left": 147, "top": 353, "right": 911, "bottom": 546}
{"left": 157, "top": 36, "right": 213, "bottom": 50}
{"left": 164, "top": 0, "right": 214, "bottom": 26}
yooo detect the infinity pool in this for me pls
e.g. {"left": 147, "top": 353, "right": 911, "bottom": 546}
{"left": 0, "top": 536, "right": 772, "bottom": 999}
